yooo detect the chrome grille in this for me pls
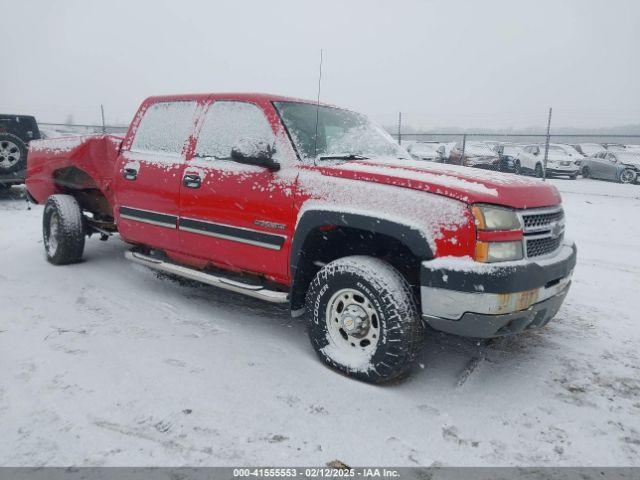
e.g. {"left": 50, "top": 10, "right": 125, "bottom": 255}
{"left": 522, "top": 210, "right": 564, "bottom": 229}
{"left": 520, "top": 207, "right": 564, "bottom": 258}
{"left": 526, "top": 235, "right": 563, "bottom": 257}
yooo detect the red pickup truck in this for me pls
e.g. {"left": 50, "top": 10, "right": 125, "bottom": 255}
{"left": 26, "top": 93, "right": 576, "bottom": 383}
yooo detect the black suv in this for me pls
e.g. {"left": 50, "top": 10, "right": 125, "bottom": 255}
{"left": 0, "top": 114, "right": 41, "bottom": 190}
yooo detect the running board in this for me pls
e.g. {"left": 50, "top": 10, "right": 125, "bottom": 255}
{"left": 124, "top": 251, "right": 289, "bottom": 304}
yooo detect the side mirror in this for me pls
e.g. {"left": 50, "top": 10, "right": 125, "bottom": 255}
{"left": 231, "top": 138, "right": 280, "bottom": 171}
{"left": 533, "top": 149, "right": 539, "bottom": 156}
{"left": 437, "top": 146, "right": 446, "bottom": 156}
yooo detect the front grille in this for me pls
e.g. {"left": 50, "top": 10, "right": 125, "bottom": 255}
{"left": 526, "top": 235, "right": 563, "bottom": 257}
{"left": 522, "top": 210, "right": 564, "bottom": 229}
{"left": 520, "top": 207, "right": 564, "bottom": 258}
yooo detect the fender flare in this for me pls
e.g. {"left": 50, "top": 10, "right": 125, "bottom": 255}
{"left": 289, "top": 209, "right": 433, "bottom": 311}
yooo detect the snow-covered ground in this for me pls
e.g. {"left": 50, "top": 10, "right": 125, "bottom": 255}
{"left": 1, "top": 178, "right": 639, "bottom": 467}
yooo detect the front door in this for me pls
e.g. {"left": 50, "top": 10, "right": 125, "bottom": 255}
{"left": 114, "top": 100, "right": 199, "bottom": 252}
{"left": 178, "top": 100, "right": 296, "bottom": 285}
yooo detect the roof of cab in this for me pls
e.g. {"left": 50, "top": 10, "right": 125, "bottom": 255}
{"left": 143, "top": 92, "right": 320, "bottom": 105}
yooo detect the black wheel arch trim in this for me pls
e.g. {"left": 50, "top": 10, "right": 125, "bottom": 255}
{"left": 289, "top": 209, "right": 433, "bottom": 311}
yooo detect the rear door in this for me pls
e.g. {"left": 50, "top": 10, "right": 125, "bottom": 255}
{"left": 590, "top": 152, "right": 607, "bottom": 178}
{"left": 114, "top": 100, "right": 199, "bottom": 252}
{"left": 603, "top": 153, "right": 619, "bottom": 180}
{"left": 178, "top": 100, "right": 296, "bottom": 285}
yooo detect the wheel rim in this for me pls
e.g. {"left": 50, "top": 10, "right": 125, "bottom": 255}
{"left": 46, "top": 213, "right": 60, "bottom": 257}
{"left": 0, "top": 140, "right": 21, "bottom": 169}
{"left": 325, "top": 288, "right": 380, "bottom": 360}
{"left": 620, "top": 169, "right": 635, "bottom": 184}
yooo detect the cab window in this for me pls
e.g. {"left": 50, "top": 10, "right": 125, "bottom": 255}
{"left": 195, "top": 101, "right": 274, "bottom": 159}
{"left": 131, "top": 101, "right": 198, "bottom": 154}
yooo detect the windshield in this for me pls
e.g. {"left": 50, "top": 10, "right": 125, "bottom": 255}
{"left": 464, "top": 143, "right": 495, "bottom": 156}
{"left": 502, "top": 145, "right": 521, "bottom": 156}
{"left": 554, "top": 145, "right": 581, "bottom": 156}
{"left": 274, "top": 101, "right": 408, "bottom": 161}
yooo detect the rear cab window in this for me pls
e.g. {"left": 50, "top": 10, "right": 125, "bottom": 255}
{"left": 130, "top": 101, "right": 198, "bottom": 155}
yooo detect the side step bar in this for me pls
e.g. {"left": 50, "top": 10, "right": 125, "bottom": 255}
{"left": 124, "top": 251, "right": 289, "bottom": 304}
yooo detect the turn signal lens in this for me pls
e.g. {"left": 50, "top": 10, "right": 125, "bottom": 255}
{"left": 475, "top": 241, "right": 523, "bottom": 263}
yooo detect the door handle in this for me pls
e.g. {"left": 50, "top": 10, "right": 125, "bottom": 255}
{"left": 183, "top": 173, "right": 202, "bottom": 189}
{"left": 123, "top": 168, "right": 138, "bottom": 181}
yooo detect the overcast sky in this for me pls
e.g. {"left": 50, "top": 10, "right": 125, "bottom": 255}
{"left": 2, "top": 0, "right": 639, "bottom": 129}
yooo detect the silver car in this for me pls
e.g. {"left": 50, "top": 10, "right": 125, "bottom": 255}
{"left": 581, "top": 151, "right": 640, "bottom": 184}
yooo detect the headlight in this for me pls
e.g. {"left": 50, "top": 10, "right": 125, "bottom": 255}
{"left": 471, "top": 204, "right": 522, "bottom": 231}
{"left": 476, "top": 241, "right": 524, "bottom": 262}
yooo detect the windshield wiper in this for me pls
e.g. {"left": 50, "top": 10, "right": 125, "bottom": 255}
{"left": 317, "top": 154, "right": 369, "bottom": 161}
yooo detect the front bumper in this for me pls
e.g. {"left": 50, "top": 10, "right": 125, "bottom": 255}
{"left": 420, "top": 242, "right": 577, "bottom": 338}
{"left": 546, "top": 165, "right": 579, "bottom": 175}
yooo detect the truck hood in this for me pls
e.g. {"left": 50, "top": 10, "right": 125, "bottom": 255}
{"left": 314, "top": 158, "right": 561, "bottom": 209}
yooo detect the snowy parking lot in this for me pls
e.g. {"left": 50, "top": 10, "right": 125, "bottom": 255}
{"left": 1, "top": 178, "right": 639, "bottom": 467}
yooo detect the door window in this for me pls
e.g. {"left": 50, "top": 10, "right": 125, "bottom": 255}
{"left": 195, "top": 101, "right": 274, "bottom": 159}
{"left": 131, "top": 101, "right": 198, "bottom": 154}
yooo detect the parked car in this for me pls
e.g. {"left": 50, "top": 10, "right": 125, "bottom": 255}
{"left": 624, "top": 144, "right": 640, "bottom": 153}
{"left": 448, "top": 141, "right": 503, "bottom": 170}
{"left": 491, "top": 143, "right": 520, "bottom": 172}
{"left": 406, "top": 142, "right": 447, "bottom": 162}
{"left": 26, "top": 93, "right": 576, "bottom": 383}
{"left": 516, "top": 144, "right": 580, "bottom": 179}
{"left": 0, "top": 114, "right": 41, "bottom": 190}
{"left": 603, "top": 143, "right": 627, "bottom": 152}
{"left": 581, "top": 151, "right": 640, "bottom": 184}
{"left": 572, "top": 143, "right": 604, "bottom": 157}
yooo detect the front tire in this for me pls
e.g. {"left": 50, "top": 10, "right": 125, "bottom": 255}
{"left": 305, "top": 256, "right": 423, "bottom": 383}
{"left": 582, "top": 166, "right": 590, "bottom": 178}
{"left": 514, "top": 160, "right": 522, "bottom": 175}
{"left": 619, "top": 168, "right": 637, "bottom": 184}
{"left": 0, "top": 134, "right": 28, "bottom": 174}
{"left": 43, "top": 195, "right": 85, "bottom": 265}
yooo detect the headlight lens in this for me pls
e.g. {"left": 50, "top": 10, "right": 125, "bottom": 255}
{"left": 472, "top": 205, "right": 522, "bottom": 231}
{"left": 476, "top": 241, "right": 524, "bottom": 262}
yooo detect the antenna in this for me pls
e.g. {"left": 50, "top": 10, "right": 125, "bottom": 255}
{"left": 312, "top": 49, "right": 323, "bottom": 164}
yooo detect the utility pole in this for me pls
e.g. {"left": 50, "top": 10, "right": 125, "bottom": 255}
{"left": 542, "top": 107, "right": 552, "bottom": 181}
{"left": 100, "top": 105, "right": 106, "bottom": 134}
{"left": 460, "top": 133, "right": 467, "bottom": 166}
{"left": 397, "top": 112, "right": 402, "bottom": 145}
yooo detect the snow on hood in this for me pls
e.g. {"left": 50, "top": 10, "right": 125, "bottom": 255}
{"left": 618, "top": 155, "right": 640, "bottom": 167}
{"left": 316, "top": 157, "right": 561, "bottom": 209}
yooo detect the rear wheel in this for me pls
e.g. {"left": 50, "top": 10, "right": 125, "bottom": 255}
{"left": 306, "top": 256, "right": 423, "bottom": 383}
{"left": 43, "top": 195, "right": 85, "bottom": 265}
{"left": 514, "top": 160, "right": 522, "bottom": 175}
{"left": 619, "top": 168, "right": 637, "bottom": 184}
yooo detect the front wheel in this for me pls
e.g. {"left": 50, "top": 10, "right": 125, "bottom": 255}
{"left": 619, "top": 168, "right": 637, "bottom": 184}
{"left": 582, "top": 166, "right": 590, "bottom": 179}
{"left": 305, "top": 256, "right": 423, "bottom": 383}
{"left": 43, "top": 194, "right": 85, "bottom": 265}
{"left": 535, "top": 163, "right": 544, "bottom": 178}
